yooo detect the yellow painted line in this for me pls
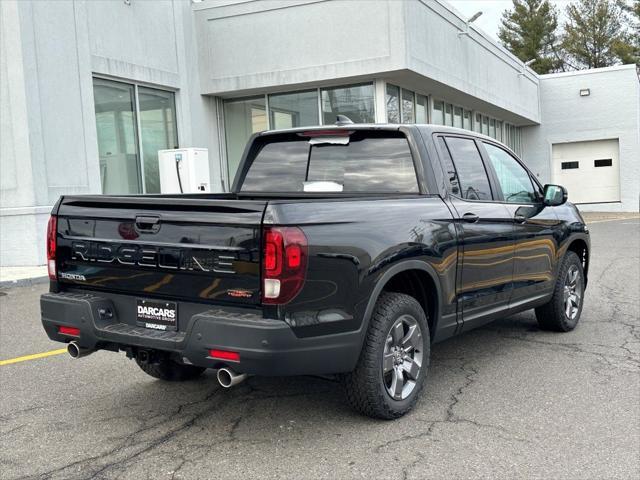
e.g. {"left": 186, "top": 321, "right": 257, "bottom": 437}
{"left": 588, "top": 217, "right": 639, "bottom": 224}
{"left": 0, "top": 348, "right": 67, "bottom": 366}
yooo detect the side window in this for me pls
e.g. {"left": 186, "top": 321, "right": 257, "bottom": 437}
{"left": 483, "top": 143, "right": 537, "bottom": 203}
{"left": 437, "top": 137, "right": 460, "bottom": 196}
{"left": 444, "top": 137, "right": 493, "bottom": 200}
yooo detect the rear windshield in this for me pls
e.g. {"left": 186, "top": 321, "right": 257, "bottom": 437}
{"left": 239, "top": 131, "right": 418, "bottom": 193}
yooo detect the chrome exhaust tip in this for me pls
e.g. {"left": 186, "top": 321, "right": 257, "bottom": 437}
{"left": 217, "top": 367, "right": 247, "bottom": 388}
{"left": 67, "top": 341, "right": 94, "bottom": 359}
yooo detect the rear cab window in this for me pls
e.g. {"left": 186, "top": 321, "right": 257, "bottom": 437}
{"left": 439, "top": 136, "right": 493, "bottom": 201}
{"left": 239, "top": 130, "right": 419, "bottom": 193}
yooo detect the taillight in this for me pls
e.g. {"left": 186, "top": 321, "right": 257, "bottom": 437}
{"left": 47, "top": 215, "right": 57, "bottom": 280}
{"left": 262, "top": 226, "right": 308, "bottom": 304}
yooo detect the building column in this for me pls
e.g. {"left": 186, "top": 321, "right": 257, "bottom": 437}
{"left": 374, "top": 79, "right": 387, "bottom": 124}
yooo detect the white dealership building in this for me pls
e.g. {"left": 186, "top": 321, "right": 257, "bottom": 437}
{"left": 1, "top": 0, "right": 639, "bottom": 267}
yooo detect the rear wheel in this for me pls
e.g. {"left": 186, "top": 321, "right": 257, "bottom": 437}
{"left": 535, "top": 251, "right": 585, "bottom": 332}
{"left": 136, "top": 355, "right": 205, "bottom": 381}
{"left": 343, "top": 292, "right": 430, "bottom": 419}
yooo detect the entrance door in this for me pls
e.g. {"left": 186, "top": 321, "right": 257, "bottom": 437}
{"left": 552, "top": 139, "right": 620, "bottom": 204}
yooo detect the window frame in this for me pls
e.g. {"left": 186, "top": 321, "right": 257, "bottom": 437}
{"left": 386, "top": 83, "right": 401, "bottom": 124}
{"left": 320, "top": 82, "right": 376, "bottom": 125}
{"left": 385, "top": 84, "right": 421, "bottom": 124}
{"left": 594, "top": 159, "right": 612, "bottom": 167}
{"left": 401, "top": 88, "right": 416, "bottom": 124}
{"left": 92, "top": 75, "right": 179, "bottom": 195}
{"left": 431, "top": 99, "right": 445, "bottom": 125}
{"left": 232, "top": 126, "right": 430, "bottom": 195}
{"left": 479, "top": 139, "right": 543, "bottom": 205}
{"left": 433, "top": 132, "right": 498, "bottom": 203}
{"left": 267, "top": 88, "right": 319, "bottom": 130}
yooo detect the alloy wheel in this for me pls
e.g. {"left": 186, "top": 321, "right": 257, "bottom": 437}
{"left": 382, "top": 314, "right": 423, "bottom": 401}
{"left": 563, "top": 264, "right": 582, "bottom": 320}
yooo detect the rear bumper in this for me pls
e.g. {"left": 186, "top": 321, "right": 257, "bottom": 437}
{"left": 40, "top": 292, "right": 361, "bottom": 376}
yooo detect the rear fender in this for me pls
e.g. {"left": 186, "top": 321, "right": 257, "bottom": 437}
{"left": 358, "top": 260, "right": 442, "bottom": 350}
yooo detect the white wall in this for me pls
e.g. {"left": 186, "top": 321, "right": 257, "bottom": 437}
{"left": 404, "top": 0, "right": 539, "bottom": 124}
{"left": 193, "top": 0, "right": 540, "bottom": 124}
{"left": 194, "top": 0, "right": 406, "bottom": 96}
{"left": 522, "top": 65, "right": 640, "bottom": 212}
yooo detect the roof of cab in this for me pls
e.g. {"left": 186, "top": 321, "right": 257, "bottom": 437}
{"left": 258, "top": 123, "right": 498, "bottom": 143}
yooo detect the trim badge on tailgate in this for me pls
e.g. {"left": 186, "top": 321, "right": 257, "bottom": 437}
{"left": 70, "top": 241, "right": 236, "bottom": 274}
{"left": 227, "top": 289, "right": 253, "bottom": 298}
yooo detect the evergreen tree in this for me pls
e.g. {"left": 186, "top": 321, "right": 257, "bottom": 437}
{"left": 561, "top": 0, "right": 630, "bottom": 68}
{"left": 498, "top": 0, "right": 561, "bottom": 74}
{"left": 611, "top": 0, "right": 639, "bottom": 65}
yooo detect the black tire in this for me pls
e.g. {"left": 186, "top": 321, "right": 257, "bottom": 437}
{"left": 343, "top": 292, "right": 430, "bottom": 419}
{"left": 535, "top": 251, "right": 585, "bottom": 332}
{"left": 136, "top": 356, "right": 206, "bottom": 381}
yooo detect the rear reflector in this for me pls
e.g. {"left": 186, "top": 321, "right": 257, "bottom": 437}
{"left": 58, "top": 326, "right": 80, "bottom": 336}
{"left": 209, "top": 349, "right": 240, "bottom": 362}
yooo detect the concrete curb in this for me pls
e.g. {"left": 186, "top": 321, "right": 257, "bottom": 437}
{"left": 0, "top": 276, "right": 49, "bottom": 290}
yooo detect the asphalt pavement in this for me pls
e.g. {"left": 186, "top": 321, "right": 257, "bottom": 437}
{"left": 1, "top": 217, "right": 638, "bottom": 480}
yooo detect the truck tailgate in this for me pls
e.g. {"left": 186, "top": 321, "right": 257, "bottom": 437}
{"left": 54, "top": 195, "right": 265, "bottom": 306}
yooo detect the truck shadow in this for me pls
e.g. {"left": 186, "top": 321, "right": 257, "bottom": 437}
{"left": 100, "top": 311, "right": 542, "bottom": 433}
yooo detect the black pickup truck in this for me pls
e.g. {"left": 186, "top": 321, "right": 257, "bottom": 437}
{"left": 41, "top": 123, "right": 590, "bottom": 419}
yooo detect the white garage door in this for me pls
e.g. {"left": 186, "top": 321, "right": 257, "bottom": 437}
{"left": 552, "top": 139, "right": 620, "bottom": 204}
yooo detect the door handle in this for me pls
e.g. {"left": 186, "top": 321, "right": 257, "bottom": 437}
{"left": 514, "top": 214, "right": 527, "bottom": 224}
{"left": 135, "top": 215, "right": 161, "bottom": 233}
{"left": 462, "top": 212, "right": 479, "bottom": 223}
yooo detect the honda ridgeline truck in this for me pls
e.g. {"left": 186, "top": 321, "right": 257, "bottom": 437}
{"left": 41, "top": 123, "right": 590, "bottom": 419}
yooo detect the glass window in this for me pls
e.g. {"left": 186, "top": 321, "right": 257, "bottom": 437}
{"left": 437, "top": 137, "right": 461, "bottom": 196}
{"left": 432, "top": 100, "right": 444, "bottom": 125}
{"left": 562, "top": 161, "right": 579, "bottom": 169}
{"left": 453, "top": 106, "right": 463, "bottom": 128}
{"left": 444, "top": 137, "right": 492, "bottom": 200}
{"left": 268, "top": 90, "right": 318, "bottom": 129}
{"left": 224, "top": 96, "right": 267, "bottom": 182}
{"left": 474, "top": 113, "right": 482, "bottom": 133}
{"left": 241, "top": 132, "right": 418, "bottom": 193}
{"left": 386, "top": 84, "right": 400, "bottom": 124}
{"left": 594, "top": 159, "right": 612, "bottom": 167}
{"left": 496, "top": 121, "right": 502, "bottom": 142}
{"left": 463, "top": 110, "right": 472, "bottom": 131}
{"left": 484, "top": 142, "right": 536, "bottom": 203}
{"left": 482, "top": 116, "right": 489, "bottom": 135}
{"left": 239, "top": 141, "right": 310, "bottom": 192}
{"left": 489, "top": 118, "right": 496, "bottom": 139}
{"left": 444, "top": 104, "right": 453, "bottom": 126}
{"left": 416, "top": 95, "right": 428, "bottom": 123}
{"left": 401, "top": 89, "right": 415, "bottom": 123}
{"left": 93, "top": 78, "right": 142, "bottom": 194}
{"left": 138, "top": 87, "right": 178, "bottom": 193}
{"left": 321, "top": 83, "right": 375, "bottom": 125}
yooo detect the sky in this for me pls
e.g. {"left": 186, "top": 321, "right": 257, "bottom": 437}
{"left": 448, "top": 1, "right": 573, "bottom": 40}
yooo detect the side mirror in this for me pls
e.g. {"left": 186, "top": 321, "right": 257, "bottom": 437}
{"left": 543, "top": 184, "right": 568, "bottom": 206}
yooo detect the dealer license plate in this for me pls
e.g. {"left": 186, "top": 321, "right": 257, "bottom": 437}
{"left": 136, "top": 299, "right": 178, "bottom": 331}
